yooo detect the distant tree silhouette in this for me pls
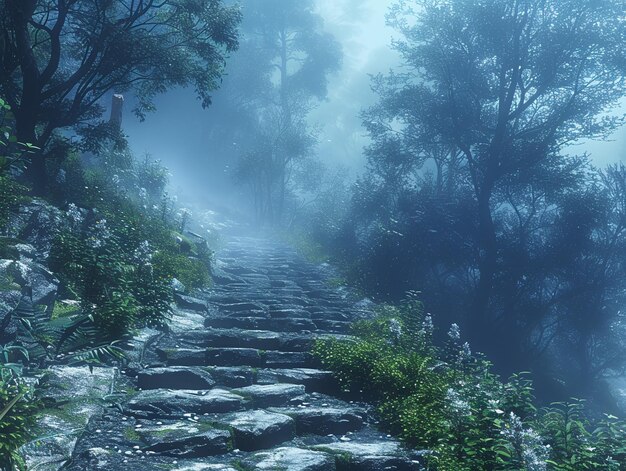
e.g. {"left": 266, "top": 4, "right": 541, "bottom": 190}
{"left": 232, "top": 0, "right": 342, "bottom": 224}
{"left": 346, "top": 0, "right": 626, "bottom": 400}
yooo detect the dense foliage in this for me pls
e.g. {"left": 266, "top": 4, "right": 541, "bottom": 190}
{"left": 47, "top": 144, "right": 213, "bottom": 339}
{"left": 0, "top": 102, "right": 39, "bottom": 470}
{"left": 0, "top": 96, "right": 214, "bottom": 463}
{"left": 0, "top": 0, "right": 241, "bottom": 193}
{"left": 0, "top": 97, "right": 32, "bottom": 230}
{"left": 299, "top": 0, "right": 626, "bottom": 405}
{"left": 0, "top": 346, "right": 39, "bottom": 470}
{"left": 314, "top": 298, "right": 626, "bottom": 470}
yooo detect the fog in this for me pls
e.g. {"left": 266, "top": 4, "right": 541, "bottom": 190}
{"left": 6, "top": 0, "right": 626, "bottom": 466}
{"left": 123, "top": 0, "right": 626, "bottom": 205}
{"left": 121, "top": 0, "right": 397, "bottom": 202}
{"left": 114, "top": 0, "right": 626, "bottom": 410}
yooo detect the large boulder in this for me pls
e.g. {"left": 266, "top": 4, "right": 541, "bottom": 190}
{"left": 8, "top": 199, "right": 66, "bottom": 259}
{"left": 219, "top": 410, "right": 295, "bottom": 451}
{"left": 0, "top": 259, "right": 59, "bottom": 310}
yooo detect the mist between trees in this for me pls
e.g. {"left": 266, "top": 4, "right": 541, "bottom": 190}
{"left": 3, "top": 0, "right": 626, "bottom": 414}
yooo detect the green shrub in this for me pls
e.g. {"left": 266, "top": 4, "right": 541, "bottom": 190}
{"left": 49, "top": 214, "right": 173, "bottom": 339}
{"left": 0, "top": 98, "right": 32, "bottom": 232}
{"left": 539, "top": 400, "right": 626, "bottom": 470}
{"left": 0, "top": 347, "right": 39, "bottom": 470}
{"left": 47, "top": 144, "right": 212, "bottom": 339}
{"left": 314, "top": 297, "right": 626, "bottom": 470}
{"left": 152, "top": 251, "right": 210, "bottom": 291}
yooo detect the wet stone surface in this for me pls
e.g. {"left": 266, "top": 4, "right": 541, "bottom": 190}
{"left": 49, "top": 234, "right": 423, "bottom": 470}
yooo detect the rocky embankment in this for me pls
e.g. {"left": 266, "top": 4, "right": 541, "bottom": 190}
{"left": 15, "top": 216, "right": 423, "bottom": 470}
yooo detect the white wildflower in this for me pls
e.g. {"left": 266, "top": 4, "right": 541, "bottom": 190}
{"left": 94, "top": 219, "right": 111, "bottom": 239}
{"left": 67, "top": 203, "right": 83, "bottom": 225}
{"left": 501, "top": 412, "right": 549, "bottom": 471}
{"left": 134, "top": 240, "right": 153, "bottom": 265}
{"left": 389, "top": 318, "right": 402, "bottom": 343}
{"left": 446, "top": 388, "right": 471, "bottom": 418}
{"left": 460, "top": 342, "right": 472, "bottom": 360}
{"left": 421, "top": 314, "right": 434, "bottom": 336}
{"left": 448, "top": 323, "right": 461, "bottom": 341}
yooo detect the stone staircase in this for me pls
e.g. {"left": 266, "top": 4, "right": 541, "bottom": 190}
{"left": 60, "top": 235, "right": 423, "bottom": 470}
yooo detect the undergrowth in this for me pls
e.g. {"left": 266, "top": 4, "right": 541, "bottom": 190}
{"left": 314, "top": 296, "right": 626, "bottom": 470}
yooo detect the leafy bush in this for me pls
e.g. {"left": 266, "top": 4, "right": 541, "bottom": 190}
{"left": 49, "top": 211, "right": 172, "bottom": 338}
{"left": 314, "top": 298, "right": 626, "bottom": 470}
{"left": 48, "top": 143, "right": 212, "bottom": 339}
{"left": 0, "top": 346, "right": 39, "bottom": 470}
{"left": 0, "top": 98, "right": 32, "bottom": 232}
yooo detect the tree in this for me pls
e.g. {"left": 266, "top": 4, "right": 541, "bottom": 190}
{"left": 232, "top": 0, "right": 342, "bottom": 224}
{"left": 0, "top": 0, "right": 241, "bottom": 194}
{"left": 368, "top": 0, "right": 626, "bottom": 338}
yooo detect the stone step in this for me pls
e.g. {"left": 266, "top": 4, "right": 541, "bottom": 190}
{"left": 208, "top": 366, "right": 257, "bottom": 388}
{"left": 216, "top": 410, "right": 295, "bottom": 452}
{"left": 264, "top": 351, "right": 316, "bottom": 368}
{"left": 314, "top": 319, "right": 353, "bottom": 333}
{"left": 156, "top": 348, "right": 207, "bottom": 366}
{"left": 157, "top": 346, "right": 316, "bottom": 369}
{"left": 126, "top": 388, "right": 246, "bottom": 418}
{"left": 178, "top": 328, "right": 314, "bottom": 352}
{"left": 215, "top": 301, "right": 267, "bottom": 313}
{"left": 232, "top": 383, "right": 306, "bottom": 408}
{"left": 256, "top": 368, "right": 338, "bottom": 393}
{"left": 272, "top": 406, "right": 365, "bottom": 436}
{"left": 205, "top": 316, "right": 318, "bottom": 332}
{"left": 137, "top": 367, "right": 215, "bottom": 390}
{"left": 311, "top": 440, "right": 422, "bottom": 471}
{"left": 246, "top": 447, "right": 336, "bottom": 471}
{"left": 137, "top": 422, "right": 232, "bottom": 458}
{"left": 206, "top": 347, "right": 265, "bottom": 367}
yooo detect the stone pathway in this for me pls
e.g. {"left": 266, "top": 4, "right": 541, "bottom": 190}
{"left": 57, "top": 235, "right": 423, "bottom": 470}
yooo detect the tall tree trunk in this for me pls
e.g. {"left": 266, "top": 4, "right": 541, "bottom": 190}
{"left": 470, "top": 184, "right": 498, "bottom": 344}
{"left": 8, "top": 0, "right": 47, "bottom": 195}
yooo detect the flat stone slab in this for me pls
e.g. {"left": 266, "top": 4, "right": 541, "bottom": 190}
{"left": 275, "top": 407, "right": 364, "bottom": 435}
{"left": 126, "top": 388, "right": 246, "bottom": 418}
{"left": 172, "top": 465, "right": 239, "bottom": 471}
{"left": 205, "top": 317, "right": 317, "bottom": 333}
{"left": 157, "top": 348, "right": 207, "bottom": 366}
{"left": 20, "top": 366, "right": 117, "bottom": 471}
{"left": 174, "top": 293, "right": 209, "bottom": 311}
{"left": 182, "top": 329, "right": 313, "bottom": 351}
{"left": 217, "top": 302, "right": 266, "bottom": 313}
{"left": 138, "top": 422, "right": 231, "bottom": 457}
{"left": 250, "top": 447, "right": 336, "bottom": 470}
{"left": 62, "top": 447, "right": 239, "bottom": 471}
{"left": 313, "top": 441, "right": 421, "bottom": 471}
{"left": 220, "top": 410, "right": 294, "bottom": 451}
{"left": 264, "top": 351, "right": 315, "bottom": 368}
{"left": 232, "top": 383, "right": 306, "bottom": 407}
{"left": 314, "top": 441, "right": 401, "bottom": 456}
{"left": 137, "top": 367, "right": 215, "bottom": 390}
{"left": 207, "top": 367, "right": 256, "bottom": 387}
{"left": 206, "top": 348, "right": 264, "bottom": 367}
{"left": 256, "top": 368, "right": 336, "bottom": 392}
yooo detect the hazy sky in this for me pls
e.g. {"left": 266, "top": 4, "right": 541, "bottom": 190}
{"left": 124, "top": 0, "right": 625, "bottom": 196}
